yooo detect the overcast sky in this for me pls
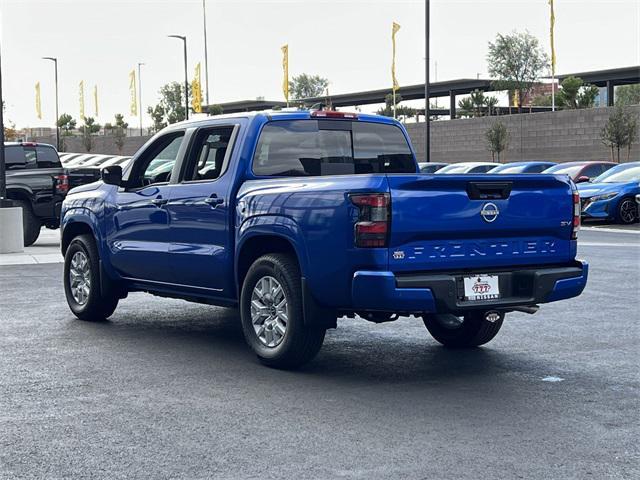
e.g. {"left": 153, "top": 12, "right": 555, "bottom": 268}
{"left": 1, "top": 0, "right": 638, "bottom": 128}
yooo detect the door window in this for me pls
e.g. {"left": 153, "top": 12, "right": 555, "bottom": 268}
{"left": 183, "top": 126, "right": 236, "bottom": 182}
{"left": 127, "top": 133, "right": 184, "bottom": 188}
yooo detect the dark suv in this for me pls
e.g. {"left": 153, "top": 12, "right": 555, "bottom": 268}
{"left": 4, "top": 142, "right": 69, "bottom": 245}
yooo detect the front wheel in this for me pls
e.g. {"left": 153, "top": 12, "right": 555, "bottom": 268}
{"left": 240, "top": 254, "right": 325, "bottom": 369}
{"left": 423, "top": 311, "right": 504, "bottom": 348}
{"left": 616, "top": 197, "right": 638, "bottom": 224}
{"left": 64, "top": 234, "right": 119, "bottom": 321}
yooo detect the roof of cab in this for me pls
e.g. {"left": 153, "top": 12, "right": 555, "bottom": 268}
{"left": 162, "top": 110, "right": 399, "bottom": 132}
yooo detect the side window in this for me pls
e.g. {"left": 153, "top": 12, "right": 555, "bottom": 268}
{"left": 183, "top": 126, "right": 236, "bottom": 181}
{"left": 36, "top": 146, "right": 62, "bottom": 168}
{"left": 582, "top": 164, "right": 601, "bottom": 179}
{"left": 128, "top": 133, "right": 185, "bottom": 188}
{"left": 4, "top": 146, "right": 26, "bottom": 170}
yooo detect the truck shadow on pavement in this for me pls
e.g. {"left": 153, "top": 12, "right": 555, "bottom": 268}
{"left": 71, "top": 298, "right": 569, "bottom": 389}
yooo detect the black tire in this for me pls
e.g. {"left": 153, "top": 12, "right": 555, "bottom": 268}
{"left": 14, "top": 200, "right": 41, "bottom": 246}
{"left": 423, "top": 311, "right": 504, "bottom": 348}
{"left": 63, "top": 234, "right": 119, "bottom": 321}
{"left": 616, "top": 197, "right": 638, "bottom": 224}
{"left": 240, "top": 254, "right": 325, "bottom": 369}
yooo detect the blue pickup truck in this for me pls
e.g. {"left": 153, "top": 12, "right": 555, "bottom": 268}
{"left": 60, "top": 110, "right": 588, "bottom": 368}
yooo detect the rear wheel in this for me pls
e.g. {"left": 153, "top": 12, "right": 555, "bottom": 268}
{"left": 14, "top": 200, "right": 41, "bottom": 246}
{"left": 240, "top": 254, "right": 325, "bottom": 369}
{"left": 423, "top": 311, "right": 504, "bottom": 348}
{"left": 616, "top": 197, "right": 638, "bottom": 224}
{"left": 64, "top": 234, "right": 119, "bottom": 321}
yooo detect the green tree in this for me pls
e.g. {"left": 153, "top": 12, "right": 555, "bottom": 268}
{"left": 57, "top": 113, "right": 76, "bottom": 136}
{"left": 289, "top": 74, "right": 329, "bottom": 100}
{"left": 78, "top": 117, "right": 101, "bottom": 152}
{"left": 458, "top": 89, "right": 499, "bottom": 117}
{"left": 615, "top": 84, "right": 640, "bottom": 106}
{"left": 376, "top": 93, "right": 417, "bottom": 121}
{"left": 147, "top": 105, "right": 167, "bottom": 133}
{"left": 556, "top": 76, "right": 598, "bottom": 109}
{"left": 487, "top": 31, "right": 549, "bottom": 112}
{"left": 207, "top": 104, "right": 224, "bottom": 115}
{"left": 146, "top": 81, "right": 190, "bottom": 128}
{"left": 601, "top": 106, "right": 639, "bottom": 162}
{"left": 105, "top": 114, "right": 129, "bottom": 153}
{"left": 485, "top": 121, "right": 509, "bottom": 162}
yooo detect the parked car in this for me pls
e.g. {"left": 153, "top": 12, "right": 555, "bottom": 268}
{"left": 435, "top": 162, "right": 498, "bottom": 174}
{"left": 542, "top": 161, "right": 615, "bottom": 183}
{"left": 3, "top": 142, "right": 69, "bottom": 245}
{"left": 418, "top": 162, "right": 447, "bottom": 173}
{"left": 577, "top": 162, "right": 640, "bottom": 224}
{"left": 60, "top": 111, "right": 588, "bottom": 368}
{"left": 488, "top": 161, "right": 557, "bottom": 174}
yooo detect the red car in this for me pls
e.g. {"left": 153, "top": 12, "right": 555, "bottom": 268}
{"left": 543, "top": 161, "right": 616, "bottom": 183}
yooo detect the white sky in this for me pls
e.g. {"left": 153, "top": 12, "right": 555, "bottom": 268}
{"left": 1, "top": 0, "right": 639, "bottom": 128}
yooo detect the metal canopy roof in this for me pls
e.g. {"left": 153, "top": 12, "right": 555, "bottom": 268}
{"left": 555, "top": 65, "right": 639, "bottom": 86}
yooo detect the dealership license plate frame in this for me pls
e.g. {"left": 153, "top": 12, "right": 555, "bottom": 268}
{"left": 462, "top": 274, "right": 501, "bottom": 301}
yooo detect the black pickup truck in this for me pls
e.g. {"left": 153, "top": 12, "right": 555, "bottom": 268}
{"left": 4, "top": 142, "right": 69, "bottom": 246}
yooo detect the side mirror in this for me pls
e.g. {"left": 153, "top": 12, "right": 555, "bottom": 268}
{"left": 575, "top": 175, "right": 590, "bottom": 183}
{"left": 101, "top": 165, "right": 123, "bottom": 186}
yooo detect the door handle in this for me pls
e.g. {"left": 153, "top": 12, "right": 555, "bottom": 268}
{"left": 204, "top": 195, "right": 224, "bottom": 208}
{"left": 151, "top": 197, "right": 169, "bottom": 207}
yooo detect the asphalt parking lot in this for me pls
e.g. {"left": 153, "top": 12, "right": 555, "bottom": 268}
{"left": 1, "top": 228, "right": 638, "bottom": 479}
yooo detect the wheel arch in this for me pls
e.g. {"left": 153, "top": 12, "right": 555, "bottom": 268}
{"left": 61, "top": 215, "right": 100, "bottom": 255}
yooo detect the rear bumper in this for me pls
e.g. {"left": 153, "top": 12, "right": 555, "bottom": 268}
{"left": 351, "top": 260, "right": 588, "bottom": 315}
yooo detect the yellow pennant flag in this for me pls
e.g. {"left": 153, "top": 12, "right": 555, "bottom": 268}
{"left": 35, "top": 82, "right": 42, "bottom": 120}
{"left": 191, "top": 62, "right": 203, "bottom": 113}
{"left": 79, "top": 80, "right": 85, "bottom": 120}
{"left": 392, "top": 22, "right": 401, "bottom": 92}
{"left": 129, "top": 69, "right": 138, "bottom": 116}
{"left": 94, "top": 85, "right": 99, "bottom": 117}
{"left": 549, "top": 0, "right": 556, "bottom": 77}
{"left": 281, "top": 44, "right": 289, "bottom": 104}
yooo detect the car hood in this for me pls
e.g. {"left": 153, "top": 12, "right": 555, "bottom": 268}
{"left": 577, "top": 182, "right": 627, "bottom": 198}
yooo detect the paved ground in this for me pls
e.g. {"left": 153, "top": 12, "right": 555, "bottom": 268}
{"left": 0, "top": 229, "right": 638, "bottom": 479}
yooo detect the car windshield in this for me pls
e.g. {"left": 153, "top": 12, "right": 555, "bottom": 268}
{"left": 544, "top": 164, "right": 583, "bottom": 176}
{"left": 436, "top": 164, "right": 471, "bottom": 174}
{"left": 592, "top": 165, "right": 640, "bottom": 183}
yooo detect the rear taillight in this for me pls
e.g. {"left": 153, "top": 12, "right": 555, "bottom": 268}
{"left": 572, "top": 190, "right": 581, "bottom": 240}
{"left": 54, "top": 174, "right": 70, "bottom": 194}
{"left": 350, "top": 193, "right": 390, "bottom": 247}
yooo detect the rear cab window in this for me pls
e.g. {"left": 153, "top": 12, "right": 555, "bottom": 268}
{"left": 252, "top": 119, "right": 416, "bottom": 177}
{"left": 4, "top": 144, "right": 61, "bottom": 170}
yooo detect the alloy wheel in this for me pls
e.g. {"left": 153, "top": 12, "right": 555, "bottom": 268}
{"left": 250, "top": 276, "right": 288, "bottom": 348}
{"left": 69, "top": 251, "right": 91, "bottom": 305}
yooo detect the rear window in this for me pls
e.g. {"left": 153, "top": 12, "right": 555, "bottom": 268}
{"left": 35, "top": 145, "right": 62, "bottom": 168}
{"left": 252, "top": 120, "right": 416, "bottom": 177}
{"left": 3, "top": 144, "right": 60, "bottom": 169}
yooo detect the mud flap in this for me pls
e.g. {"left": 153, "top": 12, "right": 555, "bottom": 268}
{"left": 302, "top": 277, "right": 337, "bottom": 329}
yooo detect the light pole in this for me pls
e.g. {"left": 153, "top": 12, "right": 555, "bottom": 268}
{"left": 168, "top": 35, "right": 189, "bottom": 121}
{"left": 137, "top": 62, "right": 144, "bottom": 135}
{"left": 0, "top": 39, "right": 7, "bottom": 205}
{"left": 42, "top": 57, "right": 60, "bottom": 151}
{"left": 202, "top": 0, "right": 210, "bottom": 106}
{"left": 424, "top": 0, "right": 430, "bottom": 163}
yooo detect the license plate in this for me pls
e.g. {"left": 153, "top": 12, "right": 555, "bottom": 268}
{"left": 463, "top": 275, "right": 500, "bottom": 301}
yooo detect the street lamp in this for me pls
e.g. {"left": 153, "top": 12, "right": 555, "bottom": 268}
{"left": 424, "top": 0, "right": 430, "bottom": 163}
{"left": 202, "top": 0, "right": 210, "bottom": 105}
{"left": 168, "top": 35, "right": 189, "bottom": 121}
{"left": 42, "top": 57, "right": 60, "bottom": 151}
{"left": 137, "top": 62, "right": 144, "bottom": 136}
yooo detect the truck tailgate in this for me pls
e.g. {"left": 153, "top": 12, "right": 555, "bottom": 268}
{"left": 387, "top": 174, "right": 576, "bottom": 272}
